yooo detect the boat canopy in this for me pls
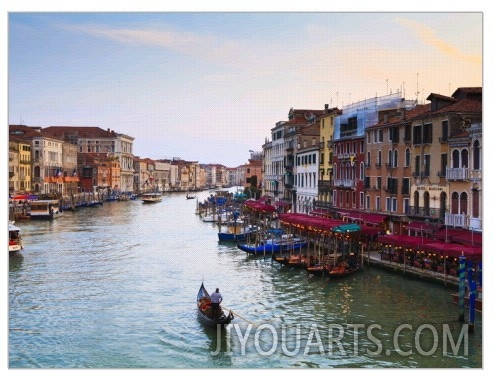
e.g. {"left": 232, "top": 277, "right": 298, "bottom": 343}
{"left": 331, "top": 224, "right": 361, "bottom": 233}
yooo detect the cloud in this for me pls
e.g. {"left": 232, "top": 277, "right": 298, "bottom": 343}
{"left": 395, "top": 17, "right": 481, "bottom": 66}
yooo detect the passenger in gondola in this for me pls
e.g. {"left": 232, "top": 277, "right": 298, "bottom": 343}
{"left": 210, "top": 288, "right": 223, "bottom": 318}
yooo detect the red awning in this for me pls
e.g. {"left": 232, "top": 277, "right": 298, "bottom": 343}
{"left": 450, "top": 231, "right": 482, "bottom": 247}
{"left": 405, "top": 221, "right": 436, "bottom": 233}
{"left": 377, "top": 234, "right": 425, "bottom": 248}
{"left": 341, "top": 210, "right": 388, "bottom": 225}
{"left": 422, "top": 242, "right": 482, "bottom": 260}
{"left": 243, "top": 200, "right": 276, "bottom": 213}
{"left": 279, "top": 213, "right": 345, "bottom": 232}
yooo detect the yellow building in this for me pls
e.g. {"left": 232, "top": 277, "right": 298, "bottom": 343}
{"left": 316, "top": 105, "right": 340, "bottom": 211}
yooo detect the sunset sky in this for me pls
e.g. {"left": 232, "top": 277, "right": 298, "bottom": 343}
{"left": 5, "top": 2, "right": 484, "bottom": 167}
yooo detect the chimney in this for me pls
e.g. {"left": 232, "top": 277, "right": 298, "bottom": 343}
{"left": 324, "top": 104, "right": 329, "bottom": 114}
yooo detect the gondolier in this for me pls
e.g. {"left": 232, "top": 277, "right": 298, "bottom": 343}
{"left": 210, "top": 288, "right": 223, "bottom": 318}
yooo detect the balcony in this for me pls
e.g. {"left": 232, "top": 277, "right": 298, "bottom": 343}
{"left": 333, "top": 179, "right": 356, "bottom": 188}
{"left": 375, "top": 162, "right": 382, "bottom": 168}
{"left": 385, "top": 163, "right": 396, "bottom": 169}
{"left": 437, "top": 170, "right": 446, "bottom": 178}
{"left": 439, "top": 136, "right": 449, "bottom": 144}
{"left": 405, "top": 206, "right": 441, "bottom": 218}
{"left": 318, "top": 180, "right": 332, "bottom": 190}
{"left": 446, "top": 167, "right": 469, "bottom": 181}
{"left": 444, "top": 213, "right": 468, "bottom": 228}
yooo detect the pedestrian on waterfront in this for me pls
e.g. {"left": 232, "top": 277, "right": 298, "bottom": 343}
{"left": 210, "top": 288, "right": 223, "bottom": 318}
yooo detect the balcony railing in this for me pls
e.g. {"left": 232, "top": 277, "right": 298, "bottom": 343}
{"left": 333, "top": 179, "right": 356, "bottom": 188}
{"left": 446, "top": 167, "right": 469, "bottom": 180}
{"left": 405, "top": 206, "right": 441, "bottom": 218}
{"left": 444, "top": 213, "right": 467, "bottom": 228}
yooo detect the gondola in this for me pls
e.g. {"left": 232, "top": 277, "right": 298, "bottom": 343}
{"left": 197, "top": 283, "right": 234, "bottom": 326}
{"left": 328, "top": 261, "right": 361, "bottom": 279}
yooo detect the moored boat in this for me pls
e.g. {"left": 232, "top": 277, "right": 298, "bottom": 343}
{"left": 29, "top": 199, "right": 63, "bottom": 220}
{"left": 9, "top": 221, "right": 23, "bottom": 254}
{"left": 218, "top": 223, "right": 258, "bottom": 242}
{"left": 141, "top": 192, "right": 162, "bottom": 203}
{"left": 197, "top": 283, "right": 234, "bottom": 326}
{"left": 237, "top": 238, "right": 307, "bottom": 255}
{"left": 328, "top": 261, "right": 361, "bottom": 279}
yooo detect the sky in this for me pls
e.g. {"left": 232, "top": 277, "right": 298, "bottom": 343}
{"left": 4, "top": 2, "right": 485, "bottom": 168}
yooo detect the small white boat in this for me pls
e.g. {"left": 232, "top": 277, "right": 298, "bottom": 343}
{"left": 141, "top": 192, "right": 162, "bottom": 203}
{"left": 202, "top": 213, "right": 229, "bottom": 223}
{"left": 9, "top": 221, "right": 23, "bottom": 253}
{"left": 30, "top": 199, "right": 63, "bottom": 220}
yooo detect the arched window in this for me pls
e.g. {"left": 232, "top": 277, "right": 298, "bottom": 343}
{"left": 460, "top": 192, "right": 468, "bottom": 214}
{"left": 461, "top": 149, "right": 469, "bottom": 168}
{"left": 393, "top": 149, "right": 398, "bottom": 167}
{"left": 451, "top": 192, "right": 459, "bottom": 214}
{"left": 377, "top": 151, "right": 382, "bottom": 166}
{"left": 414, "top": 191, "right": 419, "bottom": 213}
{"left": 360, "top": 162, "right": 365, "bottom": 180}
{"left": 423, "top": 191, "right": 430, "bottom": 215}
{"left": 34, "top": 165, "right": 41, "bottom": 178}
{"left": 473, "top": 140, "right": 481, "bottom": 170}
{"left": 452, "top": 150, "right": 460, "bottom": 168}
{"left": 388, "top": 149, "right": 393, "bottom": 166}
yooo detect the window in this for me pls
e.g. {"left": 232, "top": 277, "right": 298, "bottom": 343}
{"left": 402, "top": 177, "right": 410, "bottom": 195}
{"left": 413, "top": 125, "right": 422, "bottom": 145}
{"left": 441, "top": 120, "right": 448, "bottom": 141}
{"left": 423, "top": 123, "right": 433, "bottom": 144}
{"left": 460, "top": 192, "right": 468, "bottom": 214}
{"left": 376, "top": 196, "right": 381, "bottom": 211}
{"left": 405, "top": 148, "right": 410, "bottom": 167}
{"left": 461, "top": 149, "right": 468, "bottom": 168}
{"left": 377, "top": 176, "right": 381, "bottom": 190}
{"left": 404, "top": 198, "right": 410, "bottom": 214}
{"left": 414, "top": 156, "right": 420, "bottom": 176}
{"left": 440, "top": 154, "right": 447, "bottom": 176}
{"left": 452, "top": 150, "right": 460, "bottom": 168}
{"left": 473, "top": 140, "right": 481, "bottom": 170}
{"left": 404, "top": 124, "right": 411, "bottom": 142}
{"left": 472, "top": 189, "right": 480, "bottom": 217}
{"left": 423, "top": 155, "right": 430, "bottom": 177}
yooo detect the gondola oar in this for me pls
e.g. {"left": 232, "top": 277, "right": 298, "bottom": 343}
{"left": 220, "top": 305, "right": 256, "bottom": 326}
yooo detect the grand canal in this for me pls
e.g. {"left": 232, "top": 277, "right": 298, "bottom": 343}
{"left": 8, "top": 189, "right": 482, "bottom": 368}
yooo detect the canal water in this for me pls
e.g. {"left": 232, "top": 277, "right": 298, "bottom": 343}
{"left": 8, "top": 190, "right": 482, "bottom": 368}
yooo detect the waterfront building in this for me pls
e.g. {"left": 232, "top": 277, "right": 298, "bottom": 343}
{"left": 332, "top": 93, "right": 414, "bottom": 226}
{"left": 364, "top": 102, "right": 428, "bottom": 234}
{"left": 243, "top": 153, "right": 263, "bottom": 190}
{"left": 154, "top": 160, "right": 172, "bottom": 192}
{"left": 315, "top": 105, "right": 340, "bottom": 214}
{"left": 134, "top": 157, "right": 158, "bottom": 193}
{"left": 407, "top": 87, "right": 482, "bottom": 236}
{"left": 9, "top": 137, "right": 32, "bottom": 195}
{"left": 263, "top": 121, "right": 286, "bottom": 204}
{"left": 42, "top": 126, "right": 135, "bottom": 193}
{"left": 77, "top": 153, "right": 121, "bottom": 194}
{"left": 284, "top": 108, "right": 325, "bottom": 209}
{"left": 8, "top": 139, "right": 20, "bottom": 195}
{"left": 295, "top": 120, "right": 320, "bottom": 214}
